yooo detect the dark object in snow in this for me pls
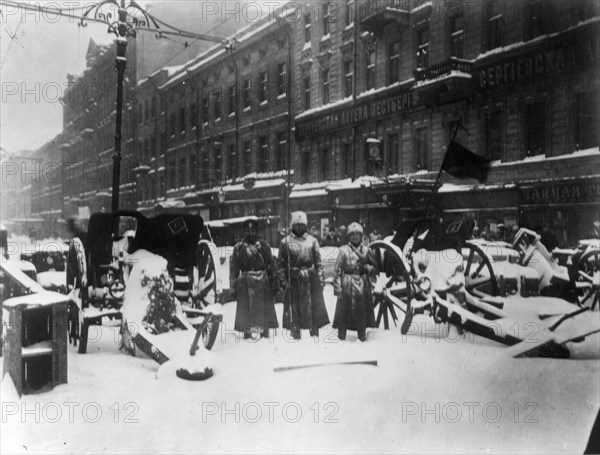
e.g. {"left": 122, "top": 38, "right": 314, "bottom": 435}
{"left": 176, "top": 367, "right": 213, "bottom": 381}
{"left": 274, "top": 360, "right": 378, "bottom": 372}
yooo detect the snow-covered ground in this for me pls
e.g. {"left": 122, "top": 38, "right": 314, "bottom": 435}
{"left": 2, "top": 284, "right": 599, "bottom": 454}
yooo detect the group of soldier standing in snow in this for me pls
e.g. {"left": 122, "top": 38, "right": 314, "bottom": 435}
{"left": 229, "top": 211, "right": 377, "bottom": 341}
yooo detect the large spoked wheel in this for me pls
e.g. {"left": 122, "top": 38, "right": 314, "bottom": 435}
{"left": 194, "top": 240, "right": 218, "bottom": 307}
{"left": 369, "top": 240, "right": 413, "bottom": 333}
{"left": 201, "top": 315, "right": 221, "bottom": 350}
{"left": 66, "top": 238, "right": 89, "bottom": 353}
{"left": 576, "top": 248, "right": 600, "bottom": 310}
{"left": 462, "top": 242, "right": 500, "bottom": 296}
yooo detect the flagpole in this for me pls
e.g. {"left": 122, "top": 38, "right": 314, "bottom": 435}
{"left": 422, "top": 122, "right": 461, "bottom": 218}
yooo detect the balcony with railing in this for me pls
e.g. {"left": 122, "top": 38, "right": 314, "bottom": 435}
{"left": 413, "top": 57, "right": 473, "bottom": 97}
{"left": 357, "top": 0, "right": 409, "bottom": 32}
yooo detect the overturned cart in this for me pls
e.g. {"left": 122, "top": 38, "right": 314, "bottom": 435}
{"left": 369, "top": 218, "right": 600, "bottom": 358}
{"left": 66, "top": 211, "right": 221, "bottom": 362}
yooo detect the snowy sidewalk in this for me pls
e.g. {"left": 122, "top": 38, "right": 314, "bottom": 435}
{"left": 2, "top": 289, "right": 599, "bottom": 454}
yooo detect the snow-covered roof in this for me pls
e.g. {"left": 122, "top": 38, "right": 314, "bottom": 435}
{"left": 413, "top": 70, "right": 471, "bottom": 89}
{"left": 289, "top": 188, "right": 328, "bottom": 199}
{"left": 439, "top": 183, "right": 517, "bottom": 193}
{"left": 222, "top": 178, "right": 286, "bottom": 193}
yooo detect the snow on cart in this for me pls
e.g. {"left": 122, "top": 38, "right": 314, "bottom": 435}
{"left": 66, "top": 211, "right": 222, "bottom": 377}
{"left": 368, "top": 217, "right": 600, "bottom": 358}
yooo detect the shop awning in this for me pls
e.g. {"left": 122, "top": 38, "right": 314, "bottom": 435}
{"left": 205, "top": 215, "right": 280, "bottom": 227}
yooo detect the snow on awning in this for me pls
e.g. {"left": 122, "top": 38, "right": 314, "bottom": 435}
{"left": 155, "top": 200, "right": 186, "bottom": 209}
{"left": 205, "top": 215, "right": 279, "bottom": 227}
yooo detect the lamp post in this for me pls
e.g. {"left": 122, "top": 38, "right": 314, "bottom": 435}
{"left": 79, "top": 0, "right": 235, "bottom": 212}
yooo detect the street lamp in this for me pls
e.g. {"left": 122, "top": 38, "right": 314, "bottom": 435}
{"left": 79, "top": 0, "right": 235, "bottom": 212}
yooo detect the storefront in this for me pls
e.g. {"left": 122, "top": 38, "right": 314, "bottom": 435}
{"left": 518, "top": 175, "right": 600, "bottom": 246}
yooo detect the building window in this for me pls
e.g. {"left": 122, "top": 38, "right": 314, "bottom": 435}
{"left": 389, "top": 41, "right": 400, "bottom": 84}
{"left": 323, "top": 3, "right": 333, "bottom": 36}
{"left": 276, "top": 131, "right": 286, "bottom": 171}
{"left": 144, "top": 99, "right": 150, "bottom": 123}
{"left": 202, "top": 95, "right": 209, "bottom": 124}
{"left": 526, "top": 102, "right": 546, "bottom": 157}
{"left": 277, "top": 62, "right": 287, "bottom": 96}
{"left": 322, "top": 69, "right": 330, "bottom": 104}
{"left": 151, "top": 97, "right": 156, "bottom": 120}
{"left": 486, "top": 1, "right": 504, "bottom": 50}
{"left": 416, "top": 23, "right": 430, "bottom": 69}
{"left": 214, "top": 145, "right": 222, "bottom": 182}
{"left": 485, "top": 111, "right": 502, "bottom": 160}
{"left": 226, "top": 144, "right": 236, "bottom": 179}
{"left": 243, "top": 141, "right": 252, "bottom": 175}
{"left": 344, "top": 59, "right": 353, "bottom": 97}
{"left": 303, "top": 76, "right": 311, "bottom": 109}
{"left": 243, "top": 78, "right": 252, "bottom": 109}
{"left": 169, "top": 160, "right": 176, "bottom": 189}
{"left": 321, "top": 148, "right": 330, "bottom": 180}
{"left": 343, "top": 143, "right": 352, "bottom": 178}
{"left": 169, "top": 113, "right": 176, "bottom": 136}
{"left": 526, "top": 0, "right": 548, "bottom": 40}
{"left": 138, "top": 104, "right": 143, "bottom": 125}
{"left": 576, "top": 90, "right": 599, "bottom": 150}
{"left": 258, "top": 136, "right": 268, "bottom": 173}
{"left": 160, "top": 132, "right": 166, "bottom": 153}
{"left": 413, "top": 127, "right": 430, "bottom": 171}
{"left": 346, "top": 0, "right": 354, "bottom": 25}
{"left": 179, "top": 107, "right": 186, "bottom": 133}
{"left": 577, "top": 0, "right": 600, "bottom": 21}
{"left": 366, "top": 50, "right": 375, "bottom": 90}
{"left": 150, "top": 135, "right": 156, "bottom": 161}
{"left": 159, "top": 175, "right": 165, "bottom": 196}
{"left": 201, "top": 152, "right": 209, "bottom": 185}
{"left": 190, "top": 102, "right": 198, "bottom": 128}
{"left": 449, "top": 13, "right": 464, "bottom": 58}
{"left": 304, "top": 13, "right": 312, "bottom": 42}
{"left": 142, "top": 139, "right": 149, "bottom": 163}
{"left": 190, "top": 154, "right": 197, "bottom": 185}
{"left": 228, "top": 85, "right": 236, "bottom": 115}
{"left": 302, "top": 151, "right": 311, "bottom": 183}
{"left": 388, "top": 133, "right": 400, "bottom": 173}
{"left": 179, "top": 158, "right": 186, "bottom": 187}
{"left": 259, "top": 71, "right": 268, "bottom": 104}
{"left": 214, "top": 90, "right": 222, "bottom": 121}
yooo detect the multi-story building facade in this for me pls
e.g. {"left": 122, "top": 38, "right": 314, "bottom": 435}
{"left": 26, "top": 0, "right": 600, "bottom": 245}
{"left": 293, "top": 0, "right": 600, "bottom": 243}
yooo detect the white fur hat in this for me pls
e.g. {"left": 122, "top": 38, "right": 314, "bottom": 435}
{"left": 291, "top": 211, "right": 308, "bottom": 225}
{"left": 347, "top": 222, "right": 364, "bottom": 235}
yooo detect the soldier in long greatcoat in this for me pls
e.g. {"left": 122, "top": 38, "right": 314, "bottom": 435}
{"left": 277, "top": 211, "right": 329, "bottom": 339}
{"left": 230, "top": 219, "right": 279, "bottom": 339}
{"left": 332, "top": 222, "right": 377, "bottom": 341}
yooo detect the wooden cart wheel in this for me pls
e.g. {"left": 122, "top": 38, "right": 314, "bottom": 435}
{"left": 368, "top": 240, "right": 413, "bottom": 333}
{"left": 201, "top": 315, "right": 221, "bottom": 350}
{"left": 576, "top": 248, "right": 600, "bottom": 310}
{"left": 194, "top": 240, "right": 218, "bottom": 307}
{"left": 66, "top": 238, "right": 89, "bottom": 353}
{"left": 462, "top": 242, "right": 500, "bottom": 296}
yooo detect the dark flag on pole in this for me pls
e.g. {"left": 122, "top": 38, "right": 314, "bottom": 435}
{"left": 441, "top": 141, "right": 491, "bottom": 183}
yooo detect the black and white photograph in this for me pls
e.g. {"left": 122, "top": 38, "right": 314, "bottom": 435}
{"left": 1, "top": 0, "right": 599, "bottom": 453}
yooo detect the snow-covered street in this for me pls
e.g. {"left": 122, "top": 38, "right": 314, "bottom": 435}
{"left": 2, "top": 284, "right": 599, "bottom": 454}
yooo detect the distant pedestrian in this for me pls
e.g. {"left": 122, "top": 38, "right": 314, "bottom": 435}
{"left": 338, "top": 225, "right": 348, "bottom": 246}
{"left": 277, "top": 211, "right": 329, "bottom": 339}
{"left": 539, "top": 222, "right": 559, "bottom": 251}
{"left": 322, "top": 226, "right": 339, "bottom": 247}
{"left": 333, "top": 222, "right": 377, "bottom": 341}
{"left": 481, "top": 223, "right": 492, "bottom": 241}
{"left": 369, "top": 228, "right": 382, "bottom": 243}
{"left": 495, "top": 223, "right": 506, "bottom": 242}
{"left": 310, "top": 225, "right": 322, "bottom": 244}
